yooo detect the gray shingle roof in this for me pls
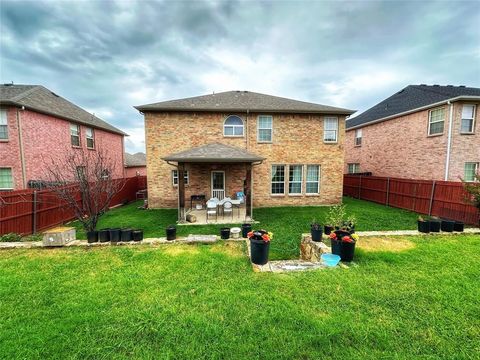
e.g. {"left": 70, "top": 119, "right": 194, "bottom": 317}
{"left": 0, "top": 84, "right": 127, "bottom": 135}
{"left": 135, "top": 90, "right": 355, "bottom": 115}
{"left": 162, "top": 143, "right": 265, "bottom": 163}
{"left": 125, "top": 152, "right": 146, "bottom": 167}
{"left": 346, "top": 84, "right": 480, "bottom": 129}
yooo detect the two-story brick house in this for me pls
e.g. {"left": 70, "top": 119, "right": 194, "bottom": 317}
{"left": 345, "top": 85, "right": 480, "bottom": 181}
{"left": 135, "top": 90, "right": 354, "bottom": 220}
{"left": 0, "top": 84, "right": 127, "bottom": 190}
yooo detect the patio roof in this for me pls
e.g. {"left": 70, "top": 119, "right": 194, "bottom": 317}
{"left": 162, "top": 143, "right": 265, "bottom": 163}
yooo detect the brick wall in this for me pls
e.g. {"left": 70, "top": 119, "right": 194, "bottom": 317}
{"left": 345, "top": 100, "right": 480, "bottom": 181}
{"left": 125, "top": 166, "right": 147, "bottom": 177}
{"left": 145, "top": 111, "right": 346, "bottom": 208}
{"left": 0, "top": 107, "right": 125, "bottom": 189}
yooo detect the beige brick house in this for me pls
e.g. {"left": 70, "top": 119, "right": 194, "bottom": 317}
{"left": 345, "top": 85, "right": 480, "bottom": 181}
{"left": 135, "top": 91, "right": 354, "bottom": 221}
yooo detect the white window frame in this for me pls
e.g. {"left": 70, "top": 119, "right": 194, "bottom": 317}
{"left": 223, "top": 115, "right": 244, "bottom": 137}
{"left": 428, "top": 107, "right": 445, "bottom": 136}
{"left": 70, "top": 123, "right": 80, "bottom": 147}
{"left": 288, "top": 165, "right": 303, "bottom": 195}
{"left": 464, "top": 162, "right": 479, "bottom": 182}
{"left": 0, "top": 167, "right": 13, "bottom": 190}
{"left": 461, "top": 105, "right": 476, "bottom": 134}
{"left": 324, "top": 116, "right": 338, "bottom": 143}
{"left": 257, "top": 115, "right": 273, "bottom": 142}
{"left": 354, "top": 128, "right": 362, "bottom": 146}
{"left": 172, "top": 170, "right": 189, "bottom": 186}
{"left": 305, "top": 165, "right": 320, "bottom": 194}
{"left": 86, "top": 127, "right": 95, "bottom": 149}
{"left": 348, "top": 163, "right": 360, "bottom": 174}
{"left": 0, "top": 109, "right": 8, "bottom": 140}
{"left": 271, "top": 164, "right": 285, "bottom": 195}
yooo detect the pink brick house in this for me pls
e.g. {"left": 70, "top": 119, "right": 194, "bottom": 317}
{"left": 0, "top": 84, "right": 127, "bottom": 190}
{"left": 125, "top": 152, "right": 147, "bottom": 177}
{"left": 345, "top": 85, "right": 480, "bottom": 181}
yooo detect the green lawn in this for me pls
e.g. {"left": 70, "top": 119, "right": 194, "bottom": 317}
{"left": 1, "top": 234, "right": 479, "bottom": 359}
{"left": 72, "top": 197, "right": 420, "bottom": 260}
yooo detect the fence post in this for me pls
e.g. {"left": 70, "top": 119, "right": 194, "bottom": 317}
{"left": 32, "top": 190, "right": 37, "bottom": 234}
{"left": 428, "top": 181, "right": 436, "bottom": 216}
{"left": 358, "top": 175, "right": 362, "bottom": 199}
{"left": 386, "top": 178, "right": 390, "bottom": 206}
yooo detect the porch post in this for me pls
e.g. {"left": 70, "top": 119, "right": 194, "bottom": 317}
{"left": 245, "top": 163, "right": 252, "bottom": 219}
{"left": 178, "top": 162, "right": 186, "bottom": 222}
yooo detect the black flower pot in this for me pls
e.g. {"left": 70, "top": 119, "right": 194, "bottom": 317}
{"left": 417, "top": 220, "right": 430, "bottom": 233}
{"left": 220, "top": 227, "right": 231, "bottom": 240}
{"left": 86, "top": 230, "right": 98, "bottom": 243}
{"left": 331, "top": 239, "right": 342, "bottom": 256}
{"left": 241, "top": 223, "right": 252, "bottom": 238}
{"left": 429, "top": 220, "right": 441, "bottom": 232}
{"left": 324, "top": 225, "right": 333, "bottom": 235}
{"left": 311, "top": 227, "right": 323, "bottom": 242}
{"left": 99, "top": 229, "right": 110, "bottom": 242}
{"left": 166, "top": 226, "right": 176, "bottom": 241}
{"left": 132, "top": 230, "right": 143, "bottom": 241}
{"left": 453, "top": 221, "right": 464, "bottom": 232}
{"left": 441, "top": 219, "right": 455, "bottom": 232}
{"left": 120, "top": 228, "right": 133, "bottom": 242}
{"left": 250, "top": 238, "right": 270, "bottom": 265}
{"left": 340, "top": 241, "right": 356, "bottom": 262}
{"left": 109, "top": 228, "right": 121, "bottom": 242}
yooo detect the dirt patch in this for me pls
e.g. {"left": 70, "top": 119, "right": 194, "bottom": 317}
{"left": 209, "top": 242, "right": 243, "bottom": 257}
{"left": 162, "top": 245, "right": 201, "bottom": 256}
{"left": 357, "top": 236, "right": 416, "bottom": 252}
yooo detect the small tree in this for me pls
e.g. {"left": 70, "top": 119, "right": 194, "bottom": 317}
{"left": 45, "top": 148, "right": 125, "bottom": 233}
{"left": 462, "top": 171, "right": 480, "bottom": 226}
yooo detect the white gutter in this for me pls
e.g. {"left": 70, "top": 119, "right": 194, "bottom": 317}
{"left": 346, "top": 95, "right": 480, "bottom": 131}
{"left": 444, "top": 101, "right": 454, "bottom": 181}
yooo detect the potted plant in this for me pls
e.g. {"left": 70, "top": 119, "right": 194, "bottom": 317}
{"left": 120, "top": 228, "right": 133, "bottom": 242}
{"left": 98, "top": 228, "right": 110, "bottom": 242}
{"left": 166, "top": 225, "right": 176, "bottom": 241}
{"left": 87, "top": 230, "right": 98, "bottom": 243}
{"left": 220, "top": 227, "right": 231, "bottom": 240}
{"left": 310, "top": 219, "right": 323, "bottom": 242}
{"left": 440, "top": 219, "right": 455, "bottom": 232}
{"left": 132, "top": 229, "right": 143, "bottom": 241}
{"left": 429, "top": 217, "right": 441, "bottom": 232}
{"left": 453, "top": 221, "right": 464, "bottom": 232}
{"left": 329, "top": 232, "right": 342, "bottom": 256}
{"left": 248, "top": 230, "right": 273, "bottom": 265}
{"left": 325, "top": 204, "right": 346, "bottom": 233}
{"left": 340, "top": 233, "right": 359, "bottom": 262}
{"left": 109, "top": 228, "right": 121, "bottom": 242}
{"left": 417, "top": 216, "right": 430, "bottom": 233}
{"left": 241, "top": 223, "right": 252, "bottom": 238}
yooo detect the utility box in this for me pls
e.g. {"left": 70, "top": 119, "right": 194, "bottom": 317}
{"left": 42, "top": 227, "right": 76, "bottom": 247}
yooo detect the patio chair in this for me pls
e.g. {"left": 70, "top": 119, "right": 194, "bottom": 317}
{"left": 206, "top": 200, "right": 218, "bottom": 222}
{"left": 223, "top": 201, "right": 233, "bottom": 220}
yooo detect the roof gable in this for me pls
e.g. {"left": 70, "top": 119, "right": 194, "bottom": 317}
{"left": 125, "top": 152, "right": 146, "bottom": 167}
{"left": 162, "top": 143, "right": 265, "bottom": 163}
{"left": 135, "top": 90, "right": 355, "bottom": 115}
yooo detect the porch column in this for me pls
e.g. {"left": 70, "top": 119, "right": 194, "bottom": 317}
{"left": 178, "top": 162, "right": 186, "bottom": 222}
{"left": 245, "top": 163, "right": 252, "bottom": 219}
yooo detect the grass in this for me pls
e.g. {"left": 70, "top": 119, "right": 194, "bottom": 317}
{"left": 1, "top": 234, "right": 479, "bottom": 359}
{"left": 72, "top": 197, "right": 420, "bottom": 259}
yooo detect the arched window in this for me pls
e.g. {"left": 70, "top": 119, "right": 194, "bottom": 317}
{"left": 223, "top": 115, "right": 244, "bottom": 136}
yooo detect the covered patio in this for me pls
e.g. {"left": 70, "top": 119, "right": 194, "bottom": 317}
{"left": 162, "top": 143, "right": 264, "bottom": 224}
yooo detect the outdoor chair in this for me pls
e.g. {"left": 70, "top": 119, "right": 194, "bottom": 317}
{"left": 223, "top": 201, "right": 234, "bottom": 220}
{"left": 206, "top": 200, "right": 218, "bottom": 222}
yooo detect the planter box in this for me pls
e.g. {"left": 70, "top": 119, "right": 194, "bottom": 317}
{"left": 42, "top": 227, "right": 76, "bottom": 247}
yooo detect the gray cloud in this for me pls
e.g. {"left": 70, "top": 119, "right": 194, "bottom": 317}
{"left": 1, "top": 0, "right": 479, "bottom": 153}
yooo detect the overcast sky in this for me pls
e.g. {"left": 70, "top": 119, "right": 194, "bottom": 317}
{"left": 1, "top": 0, "right": 479, "bottom": 153}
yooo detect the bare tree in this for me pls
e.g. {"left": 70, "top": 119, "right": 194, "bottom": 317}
{"left": 44, "top": 147, "right": 125, "bottom": 233}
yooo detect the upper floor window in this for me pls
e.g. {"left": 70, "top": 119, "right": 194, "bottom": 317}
{"left": 288, "top": 165, "right": 303, "bottom": 195}
{"left": 348, "top": 163, "right": 360, "bottom": 174}
{"left": 0, "top": 168, "right": 13, "bottom": 190}
{"left": 355, "top": 128, "right": 362, "bottom": 146}
{"left": 324, "top": 117, "right": 338, "bottom": 142}
{"left": 428, "top": 108, "right": 445, "bottom": 136}
{"left": 223, "top": 115, "right": 244, "bottom": 136}
{"left": 271, "top": 165, "right": 285, "bottom": 194}
{"left": 461, "top": 105, "right": 476, "bottom": 134}
{"left": 257, "top": 115, "right": 273, "bottom": 142}
{"left": 464, "top": 162, "right": 478, "bottom": 182}
{"left": 70, "top": 123, "right": 80, "bottom": 146}
{"left": 0, "top": 109, "right": 8, "bottom": 140}
{"left": 86, "top": 127, "right": 95, "bottom": 149}
{"left": 172, "top": 170, "right": 189, "bottom": 186}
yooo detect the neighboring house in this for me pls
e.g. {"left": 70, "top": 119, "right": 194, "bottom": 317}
{"left": 135, "top": 90, "right": 354, "bottom": 220}
{"left": 345, "top": 85, "right": 480, "bottom": 181}
{"left": 125, "top": 152, "right": 147, "bottom": 177}
{"left": 0, "top": 84, "right": 127, "bottom": 190}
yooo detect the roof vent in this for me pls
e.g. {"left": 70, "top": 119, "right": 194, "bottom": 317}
{"left": 433, "top": 84, "right": 440, "bottom": 87}
{"left": 459, "top": 85, "right": 466, "bottom": 88}
{"left": 3, "top": 82, "right": 13, "bottom": 86}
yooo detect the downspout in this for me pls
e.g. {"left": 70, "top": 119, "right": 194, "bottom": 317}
{"left": 246, "top": 109, "right": 249, "bottom": 151}
{"left": 17, "top": 107, "right": 27, "bottom": 188}
{"left": 249, "top": 160, "right": 263, "bottom": 220}
{"left": 444, "top": 101, "right": 454, "bottom": 181}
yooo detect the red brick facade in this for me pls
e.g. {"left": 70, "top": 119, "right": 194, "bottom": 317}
{"left": 345, "top": 101, "right": 480, "bottom": 181}
{"left": 0, "top": 107, "right": 125, "bottom": 189}
{"left": 125, "top": 166, "right": 147, "bottom": 177}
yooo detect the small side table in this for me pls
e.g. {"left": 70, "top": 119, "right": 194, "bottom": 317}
{"left": 190, "top": 194, "right": 206, "bottom": 210}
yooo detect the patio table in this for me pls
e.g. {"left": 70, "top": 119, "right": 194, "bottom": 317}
{"left": 217, "top": 199, "right": 242, "bottom": 217}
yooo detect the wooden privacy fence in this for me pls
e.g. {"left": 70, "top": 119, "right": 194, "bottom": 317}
{"left": 343, "top": 175, "right": 479, "bottom": 225}
{"left": 0, "top": 176, "right": 147, "bottom": 236}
